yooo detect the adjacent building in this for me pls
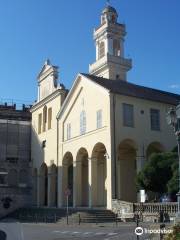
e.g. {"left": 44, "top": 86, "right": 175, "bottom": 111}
{"left": 0, "top": 103, "right": 31, "bottom": 217}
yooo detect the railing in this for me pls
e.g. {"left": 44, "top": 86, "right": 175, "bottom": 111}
{"left": 89, "top": 54, "right": 132, "bottom": 74}
{"left": 134, "top": 202, "right": 178, "bottom": 215}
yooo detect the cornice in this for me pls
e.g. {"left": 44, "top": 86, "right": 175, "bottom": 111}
{"left": 30, "top": 89, "right": 66, "bottom": 112}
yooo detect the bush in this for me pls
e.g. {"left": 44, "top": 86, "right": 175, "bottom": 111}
{"left": 136, "top": 152, "right": 178, "bottom": 200}
{"left": 164, "top": 224, "right": 180, "bottom": 240}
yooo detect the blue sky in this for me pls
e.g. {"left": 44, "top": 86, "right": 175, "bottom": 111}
{"left": 0, "top": 0, "right": 180, "bottom": 105}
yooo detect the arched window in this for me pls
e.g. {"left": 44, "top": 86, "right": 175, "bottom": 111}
{"left": 99, "top": 42, "right": 105, "bottom": 59}
{"left": 80, "top": 110, "right": 86, "bottom": 135}
{"left": 43, "top": 105, "right": 47, "bottom": 132}
{"left": 113, "top": 39, "right": 120, "bottom": 56}
{"left": 8, "top": 169, "right": 18, "bottom": 186}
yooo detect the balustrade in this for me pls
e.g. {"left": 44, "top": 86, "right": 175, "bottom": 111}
{"left": 134, "top": 202, "right": 178, "bottom": 214}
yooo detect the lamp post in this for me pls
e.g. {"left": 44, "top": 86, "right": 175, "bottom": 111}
{"left": 167, "top": 104, "right": 180, "bottom": 221}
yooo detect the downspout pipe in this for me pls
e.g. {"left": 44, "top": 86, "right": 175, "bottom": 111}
{"left": 56, "top": 117, "right": 59, "bottom": 207}
{"left": 112, "top": 93, "right": 117, "bottom": 199}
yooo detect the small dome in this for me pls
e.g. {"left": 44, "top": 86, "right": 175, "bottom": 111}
{"left": 102, "top": 5, "right": 117, "bottom": 14}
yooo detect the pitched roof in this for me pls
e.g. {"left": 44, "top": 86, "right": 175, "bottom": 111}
{"left": 81, "top": 73, "right": 180, "bottom": 106}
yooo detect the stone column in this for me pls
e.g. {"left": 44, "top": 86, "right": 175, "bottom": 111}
{"left": 73, "top": 161, "right": 78, "bottom": 207}
{"left": 136, "top": 149, "right": 146, "bottom": 202}
{"left": 88, "top": 158, "right": 92, "bottom": 208}
{"left": 37, "top": 172, "right": 40, "bottom": 207}
{"left": 88, "top": 157, "right": 97, "bottom": 208}
{"left": 47, "top": 170, "right": 52, "bottom": 207}
{"left": 120, "top": 38, "right": 124, "bottom": 57}
{"left": 105, "top": 152, "right": 112, "bottom": 209}
{"left": 32, "top": 170, "right": 38, "bottom": 206}
{"left": 136, "top": 153, "right": 145, "bottom": 173}
{"left": 76, "top": 160, "right": 82, "bottom": 207}
{"left": 61, "top": 164, "right": 68, "bottom": 207}
{"left": 57, "top": 165, "right": 63, "bottom": 207}
{"left": 116, "top": 156, "right": 121, "bottom": 199}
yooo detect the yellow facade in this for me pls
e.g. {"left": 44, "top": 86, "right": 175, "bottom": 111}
{"left": 31, "top": 5, "right": 180, "bottom": 210}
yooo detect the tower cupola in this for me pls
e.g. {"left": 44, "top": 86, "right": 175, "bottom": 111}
{"left": 101, "top": 5, "right": 118, "bottom": 24}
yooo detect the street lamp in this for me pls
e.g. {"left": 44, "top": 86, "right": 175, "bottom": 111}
{"left": 167, "top": 105, "right": 180, "bottom": 221}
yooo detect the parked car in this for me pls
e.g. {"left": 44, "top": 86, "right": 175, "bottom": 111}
{"left": 160, "top": 194, "right": 172, "bottom": 202}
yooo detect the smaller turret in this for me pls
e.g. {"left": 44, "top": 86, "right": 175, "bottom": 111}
{"left": 37, "top": 59, "right": 59, "bottom": 101}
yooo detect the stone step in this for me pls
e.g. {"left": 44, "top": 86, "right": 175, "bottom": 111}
{"left": 7, "top": 207, "right": 118, "bottom": 223}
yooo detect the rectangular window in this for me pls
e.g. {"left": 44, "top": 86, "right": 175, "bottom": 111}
{"left": 38, "top": 113, "right": 42, "bottom": 134}
{"left": 43, "top": 106, "right": 47, "bottom": 132}
{"left": 123, "top": 103, "right": 134, "bottom": 127}
{"left": 67, "top": 123, "right": 71, "bottom": 140}
{"left": 80, "top": 111, "right": 86, "bottom": 135}
{"left": 48, "top": 107, "right": 52, "bottom": 130}
{"left": 97, "top": 109, "right": 102, "bottom": 129}
{"left": 150, "top": 109, "right": 160, "bottom": 131}
{"left": 42, "top": 140, "right": 46, "bottom": 148}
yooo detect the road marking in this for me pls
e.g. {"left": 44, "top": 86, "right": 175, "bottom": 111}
{"left": 83, "top": 232, "right": 92, "bottom": 235}
{"left": 108, "top": 233, "right": 118, "bottom": 236}
{"left": 52, "top": 231, "right": 119, "bottom": 237}
{"left": 95, "top": 232, "right": 105, "bottom": 235}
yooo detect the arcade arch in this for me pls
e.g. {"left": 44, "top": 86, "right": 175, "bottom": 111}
{"left": 91, "top": 143, "right": 107, "bottom": 207}
{"left": 117, "top": 139, "right": 137, "bottom": 202}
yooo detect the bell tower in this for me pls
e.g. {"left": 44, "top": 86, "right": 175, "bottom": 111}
{"left": 89, "top": 5, "right": 132, "bottom": 81}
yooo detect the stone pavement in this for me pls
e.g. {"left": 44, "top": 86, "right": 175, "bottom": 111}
{"left": 0, "top": 220, "right": 159, "bottom": 240}
{"left": 0, "top": 222, "right": 24, "bottom": 240}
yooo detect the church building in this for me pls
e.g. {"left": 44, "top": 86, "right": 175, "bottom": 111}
{"left": 31, "top": 5, "right": 180, "bottom": 210}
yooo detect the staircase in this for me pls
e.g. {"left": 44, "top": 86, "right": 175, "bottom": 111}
{"left": 75, "top": 209, "right": 117, "bottom": 223}
{"left": 7, "top": 207, "right": 118, "bottom": 224}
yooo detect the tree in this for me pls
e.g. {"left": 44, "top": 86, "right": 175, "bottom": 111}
{"left": 136, "top": 152, "right": 178, "bottom": 199}
{"left": 167, "top": 160, "right": 178, "bottom": 195}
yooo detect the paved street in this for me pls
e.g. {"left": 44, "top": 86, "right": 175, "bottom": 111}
{"left": 0, "top": 221, "right": 154, "bottom": 240}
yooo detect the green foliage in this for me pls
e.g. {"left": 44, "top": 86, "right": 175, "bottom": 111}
{"left": 167, "top": 160, "right": 178, "bottom": 194}
{"left": 164, "top": 224, "right": 180, "bottom": 240}
{"left": 172, "top": 145, "right": 178, "bottom": 153}
{"left": 136, "top": 152, "right": 178, "bottom": 195}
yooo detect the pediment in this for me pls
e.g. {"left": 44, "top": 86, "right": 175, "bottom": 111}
{"left": 37, "top": 59, "right": 58, "bottom": 80}
{"left": 57, "top": 73, "right": 109, "bottom": 120}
